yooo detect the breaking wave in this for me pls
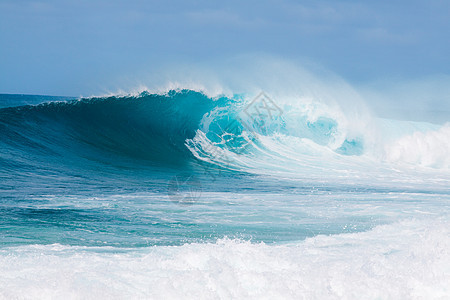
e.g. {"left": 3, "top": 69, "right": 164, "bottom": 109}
{"left": 0, "top": 89, "right": 448, "bottom": 182}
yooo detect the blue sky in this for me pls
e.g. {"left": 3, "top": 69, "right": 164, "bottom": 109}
{"left": 0, "top": 0, "right": 449, "bottom": 97}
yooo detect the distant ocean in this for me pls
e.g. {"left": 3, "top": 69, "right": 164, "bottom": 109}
{"left": 0, "top": 91, "right": 449, "bottom": 299}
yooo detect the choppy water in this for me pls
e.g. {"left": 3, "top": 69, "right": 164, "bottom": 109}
{"left": 0, "top": 90, "right": 449, "bottom": 299}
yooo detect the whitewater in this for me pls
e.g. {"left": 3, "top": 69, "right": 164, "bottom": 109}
{"left": 0, "top": 71, "right": 449, "bottom": 299}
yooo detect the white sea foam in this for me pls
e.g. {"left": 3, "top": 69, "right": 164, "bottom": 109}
{"left": 384, "top": 123, "right": 450, "bottom": 168}
{"left": 0, "top": 218, "right": 448, "bottom": 300}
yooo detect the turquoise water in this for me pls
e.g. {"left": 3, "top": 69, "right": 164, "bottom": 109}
{"left": 0, "top": 91, "right": 449, "bottom": 298}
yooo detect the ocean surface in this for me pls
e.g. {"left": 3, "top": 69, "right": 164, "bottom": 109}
{"left": 0, "top": 91, "right": 449, "bottom": 299}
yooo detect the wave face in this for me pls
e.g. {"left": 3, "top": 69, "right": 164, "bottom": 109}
{"left": 0, "top": 90, "right": 228, "bottom": 168}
